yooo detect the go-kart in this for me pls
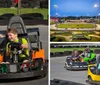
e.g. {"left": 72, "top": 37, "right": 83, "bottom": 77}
{"left": 64, "top": 56, "right": 88, "bottom": 71}
{"left": 86, "top": 56, "right": 100, "bottom": 85}
{"left": 0, "top": 16, "right": 47, "bottom": 79}
{"left": 64, "top": 51, "right": 96, "bottom": 71}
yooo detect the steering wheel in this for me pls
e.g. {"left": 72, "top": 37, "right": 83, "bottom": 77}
{"left": 8, "top": 41, "right": 22, "bottom": 51}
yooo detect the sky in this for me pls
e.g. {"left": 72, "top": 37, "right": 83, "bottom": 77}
{"left": 50, "top": 0, "right": 100, "bottom": 17}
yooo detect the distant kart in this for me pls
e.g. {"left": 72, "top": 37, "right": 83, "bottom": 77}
{"left": 64, "top": 57, "right": 88, "bottom": 71}
{"left": 0, "top": 16, "right": 47, "bottom": 79}
{"left": 64, "top": 50, "right": 96, "bottom": 71}
{"left": 72, "top": 34, "right": 92, "bottom": 40}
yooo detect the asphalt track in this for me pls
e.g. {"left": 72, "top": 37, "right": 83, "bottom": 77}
{"left": 0, "top": 25, "right": 48, "bottom": 85}
{"left": 50, "top": 57, "right": 88, "bottom": 85}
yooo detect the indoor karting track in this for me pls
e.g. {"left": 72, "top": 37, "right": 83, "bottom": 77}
{"left": 0, "top": 25, "right": 48, "bottom": 85}
{"left": 50, "top": 56, "right": 88, "bottom": 85}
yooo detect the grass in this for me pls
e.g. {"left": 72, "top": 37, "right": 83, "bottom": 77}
{"left": 57, "top": 23, "right": 95, "bottom": 28}
{"left": 51, "top": 48, "right": 100, "bottom": 52}
{"left": 0, "top": 8, "right": 48, "bottom": 20}
{"left": 50, "top": 22, "right": 56, "bottom": 25}
{"left": 72, "top": 37, "right": 100, "bottom": 42}
{"left": 51, "top": 32, "right": 72, "bottom": 36}
{"left": 51, "top": 31, "right": 94, "bottom": 35}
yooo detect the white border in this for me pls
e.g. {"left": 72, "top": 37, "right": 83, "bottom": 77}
{"left": 48, "top": 0, "right": 50, "bottom": 84}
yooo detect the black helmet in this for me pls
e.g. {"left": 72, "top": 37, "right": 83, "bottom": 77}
{"left": 85, "top": 47, "right": 90, "bottom": 52}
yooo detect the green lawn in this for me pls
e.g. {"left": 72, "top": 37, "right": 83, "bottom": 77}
{"left": 0, "top": 8, "right": 48, "bottom": 20}
{"left": 51, "top": 48, "right": 100, "bottom": 52}
{"left": 51, "top": 30, "right": 94, "bottom": 36}
{"left": 57, "top": 23, "right": 95, "bottom": 28}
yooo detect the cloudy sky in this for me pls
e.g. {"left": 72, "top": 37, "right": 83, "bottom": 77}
{"left": 50, "top": 0, "right": 100, "bottom": 17}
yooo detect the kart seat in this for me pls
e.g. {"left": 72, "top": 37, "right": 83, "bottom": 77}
{"left": 7, "top": 16, "right": 27, "bottom": 34}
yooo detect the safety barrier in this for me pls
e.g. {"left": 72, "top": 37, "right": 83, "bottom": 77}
{"left": 0, "top": 19, "right": 48, "bottom": 25}
{"left": 50, "top": 50, "right": 100, "bottom": 57}
{"left": 0, "top": 13, "right": 48, "bottom": 25}
{"left": 95, "top": 49, "right": 100, "bottom": 54}
{"left": 51, "top": 79, "right": 85, "bottom": 85}
{"left": 50, "top": 51, "right": 72, "bottom": 57}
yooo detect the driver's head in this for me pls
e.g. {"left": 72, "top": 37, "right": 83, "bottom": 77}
{"left": 7, "top": 28, "right": 18, "bottom": 41}
{"left": 85, "top": 47, "right": 90, "bottom": 52}
{"left": 74, "top": 50, "right": 79, "bottom": 56}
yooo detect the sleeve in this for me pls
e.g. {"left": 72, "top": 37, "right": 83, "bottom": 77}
{"left": 22, "top": 38, "right": 28, "bottom": 44}
{"left": 6, "top": 42, "right": 10, "bottom": 51}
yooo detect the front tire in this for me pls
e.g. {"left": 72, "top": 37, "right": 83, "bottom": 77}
{"left": 34, "top": 59, "right": 44, "bottom": 70}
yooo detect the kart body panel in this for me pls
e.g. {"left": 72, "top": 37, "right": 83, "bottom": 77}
{"left": 64, "top": 57, "right": 88, "bottom": 71}
{"left": 86, "top": 64, "right": 100, "bottom": 84}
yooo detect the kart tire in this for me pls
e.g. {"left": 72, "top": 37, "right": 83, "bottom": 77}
{"left": 22, "top": 2, "right": 31, "bottom": 8}
{"left": 34, "top": 59, "right": 44, "bottom": 70}
{"left": 65, "top": 63, "right": 72, "bottom": 71}
{"left": 88, "top": 76, "right": 92, "bottom": 82}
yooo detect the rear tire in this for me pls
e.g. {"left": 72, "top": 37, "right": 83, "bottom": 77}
{"left": 34, "top": 59, "right": 44, "bottom": 70}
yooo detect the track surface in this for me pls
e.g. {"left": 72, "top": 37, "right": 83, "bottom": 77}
{"left": 50, "top": 57, "right": 88, "bottom": 85}
{"left": 0, "top": 75, "right": 48, "bottom": 85}
{"left": 0, "top": 25, "right": 48, "bottom": 84}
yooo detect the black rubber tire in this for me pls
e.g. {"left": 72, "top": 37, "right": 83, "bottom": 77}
{"left": 34, "top": 59, "right": 44, "bottom": 70}
{"left": 88, "top": 76, "right": 92, "bottom": 82}
{"left": 0, "top": 69, "right": 46, "bottom": 79}
{"left": 22, "top": 2, "right": 31, "bottom": 8}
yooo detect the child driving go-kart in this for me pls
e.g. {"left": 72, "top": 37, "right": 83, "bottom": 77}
{"left": 5, "top": 28, "right": 29, "bottom": 64}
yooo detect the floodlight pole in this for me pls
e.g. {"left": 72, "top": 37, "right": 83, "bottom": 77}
{"left": 98, "top": 0, "right": 100, "bottom": 23}
{"left": 12, "top": 0, "right": 15, "bottom": 7}
{"left": 94, "top": 4, "right": 99, "bottom": 20}
{"left": 17, "top": 0, "right": 21, "bottom": 15}
{"left": 54, "top": 5, "right": 58, "bottom": 30}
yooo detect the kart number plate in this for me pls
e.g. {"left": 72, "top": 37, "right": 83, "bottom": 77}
{"left": 9, "top": 64, "right": 17, "bottom": 72}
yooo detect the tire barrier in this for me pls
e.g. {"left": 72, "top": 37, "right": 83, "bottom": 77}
{"left": 54, "top": 52, "right": 64, "bottom": 57}
{"left": 63, "top": 51, "right": 72, "bottom": 56}
{"left": 0, "top": 0, "right": 48, "bottom": 8}
{"left": 0, "top": 19, "right": 48, "bottom": 25}
{"left": 40, "top": 1, "right": 48, "bottom": 8}
{"left": 94, "top": 49, "right": 100, "bottom": 54}
{"left": 50, "top": 51, "right": 72, "bottom": 57}
{"left": 51, "top": 79, "right": 84, "bottom": 85}
{"left": 50, "top": 52, "right": 55, "bottom": 57}
{"left": 50, "top": 49, "right": 100, "bottom": 57}
{"left": 20, "top": 13, "right": 44, "bottom": 20}
{"left": 78, "top": 51, "right": 83, "bottom": 55}
{"left": 0, "top": 13, "right": 15, "bottom": 20}
{"left": 0, "top": 13, "right": 48, "bottom": 25}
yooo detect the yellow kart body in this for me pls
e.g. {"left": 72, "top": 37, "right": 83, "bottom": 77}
{"left": 87, "top": 64, "right": 100, "bottom": 84}
{"left": 88, "top": 64, "right": 100, "bottom": 81}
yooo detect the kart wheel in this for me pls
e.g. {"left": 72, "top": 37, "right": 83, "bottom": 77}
{"left": 64, "top": 63, "right": 66, "bottom": 68}
{"left": 34, "top": 59, "right": 43, "bottom": 70}
{"left": 88, "top": 76, "right": 92, "bottom": 82}
{"left": 65, "top": 63, "right": 72, "bottom": 71}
